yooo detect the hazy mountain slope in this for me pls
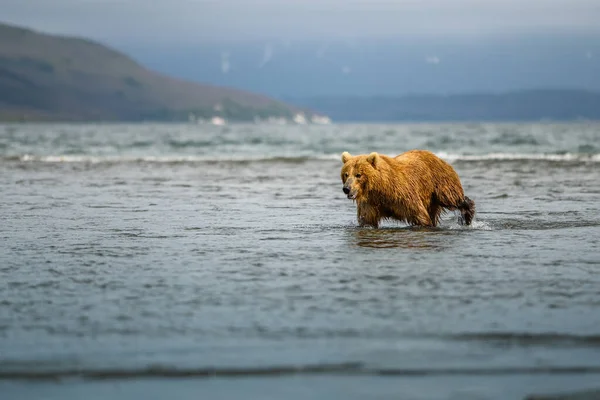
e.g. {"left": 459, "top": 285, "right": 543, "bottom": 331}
{"left": 0, "top": 22, "right": 315, "bottom": 121}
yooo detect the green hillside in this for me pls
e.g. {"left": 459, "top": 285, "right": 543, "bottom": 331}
{"left": 0, "top": 22, "right": 318, "bottom": 122}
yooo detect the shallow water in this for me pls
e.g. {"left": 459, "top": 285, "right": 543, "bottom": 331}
{"left": 1, "top": 122, "right": 600, "bottom": 399}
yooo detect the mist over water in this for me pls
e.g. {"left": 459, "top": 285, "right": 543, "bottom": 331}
{"left": 1, "top": 122, "right": 600, "bottom": 399}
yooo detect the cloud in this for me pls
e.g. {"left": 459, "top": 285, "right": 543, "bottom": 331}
{"left": 426, "top": 56, "right": 441, "bottom": 64}
{"left": 2, "top": 0, "right": 600, "bottom": 44}
{"left": 258, "top": 43, "right": 274, "bottom": 68}
{"left": 316, "top": 43, "right": 329, "bottom": 59}
{"left": 221, "top": 52, "right": 231, "bottom": 74}
{"left": 314, "top": 41, "right": 352, "bottom": 74}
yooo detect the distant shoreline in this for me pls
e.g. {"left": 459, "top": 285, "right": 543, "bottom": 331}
{"left": 284, "top": 89, "right": 600, "bottom": 123}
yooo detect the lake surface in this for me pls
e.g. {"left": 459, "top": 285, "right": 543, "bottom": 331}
{"left": 1, "top": 122, "right": 600, "bottom": 399}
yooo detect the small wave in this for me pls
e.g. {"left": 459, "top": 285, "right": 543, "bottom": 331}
{"left": 444, "top": 218, "right": 493, "bottom": 231}
{"left": 333, "top": 152, "right": 600, "bottom": 163}
{"left": 331, "top": 152, "right": 600, "bottom": 163}
{"left": 469, "top": 220, "right": 493, "bottom": 230}
{"left": 1, "top": 154, "right": 340, "bottom": 164}
{"left": 165, "top": 139, "right": 213, "bottom": 148}
{"left": 445, "top": 332, "right": 600, "bottom": 346}
{"left": 2, "top": 363, "right": 600, "bottom": 381}
{"left": 327, "top": 152, "right": 600, "bottom": 163}
{"left": 2, "top": 152, "right": 599, "bottom": 164}
{"left": 435, "top": 152, "right": 600, "bottom": 163}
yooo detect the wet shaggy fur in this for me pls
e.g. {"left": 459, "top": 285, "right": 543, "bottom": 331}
{"left": 340, "top": 150, "right": 475, "bottom": 228}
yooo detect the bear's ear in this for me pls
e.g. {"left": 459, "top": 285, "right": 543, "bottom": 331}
{"left": 366, "top": 152, "right": 379, "bottom": 168}
{"left": 341, "top": 152, "right": 352, "bottom": 163}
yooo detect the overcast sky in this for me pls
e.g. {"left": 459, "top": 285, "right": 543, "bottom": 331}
{"left": 3, "top": 0, "right": 600, "bottom": 44}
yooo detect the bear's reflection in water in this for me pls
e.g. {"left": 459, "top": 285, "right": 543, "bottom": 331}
{"left": 350, "top": 227, "right": 454, "bottom": 249}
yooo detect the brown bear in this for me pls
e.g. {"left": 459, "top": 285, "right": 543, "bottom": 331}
{"left": 340, "top": 149, "right": 475, "bottom": 228}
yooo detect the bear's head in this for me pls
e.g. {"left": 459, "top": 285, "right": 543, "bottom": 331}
{"left": 340, "top": 151, "right": 380, "bottom": 200}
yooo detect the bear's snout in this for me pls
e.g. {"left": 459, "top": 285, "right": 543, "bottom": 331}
{"left": 343, "top": 184, "right": 358, "bottom": 200}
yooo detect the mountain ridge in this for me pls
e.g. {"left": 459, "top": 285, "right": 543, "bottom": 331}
{"left": 0, "top": 22, "right": 323, "bottom": 122}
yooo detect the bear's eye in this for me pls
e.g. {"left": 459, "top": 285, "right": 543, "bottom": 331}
{"left": 356, "top": 173, "right": 362, "bottom": 178}
{"left": 344, "top": 173, "right": 349, "bottom": 178}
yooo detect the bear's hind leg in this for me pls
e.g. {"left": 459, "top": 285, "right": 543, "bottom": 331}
{"left": 457, "top": 196, "right": 476, "bottom": 226}
{"left": 436, "top": 191, "right": 475, "bottom": 226}
{"left": 427, "top": 202, "right": 442, "bottom": 227}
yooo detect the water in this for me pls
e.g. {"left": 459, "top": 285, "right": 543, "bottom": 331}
{"left": 1, "top": 122, "right": 600, "bottom": 399}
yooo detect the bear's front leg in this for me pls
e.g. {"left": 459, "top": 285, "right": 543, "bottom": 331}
{"left": 357, "top": 202, "right": 380, "bottom": 228}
